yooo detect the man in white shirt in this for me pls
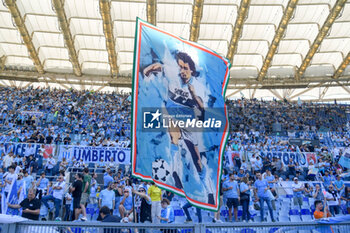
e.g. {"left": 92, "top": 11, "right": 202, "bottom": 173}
{"left": 41, "top": 175, "right": 66, "bottom": 219}
{"left": 292, "top": 177, "right": 304, "bottom": 207}
{"left": 3, "top": 152, "right": 13, "bottom": 169}
{"left": 25, "top": 144, "right": 35, "bottom": 157}
{"left": 3, "top": 165, "right": 17, "bottom": 197}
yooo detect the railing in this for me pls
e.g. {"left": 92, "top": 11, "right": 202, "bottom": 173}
{"left": 1, "top": 221, "right": 350, "bottom": 233}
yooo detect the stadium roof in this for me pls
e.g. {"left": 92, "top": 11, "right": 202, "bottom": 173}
{"left": 0, "top": 0, "right": 350, "bottom": 101}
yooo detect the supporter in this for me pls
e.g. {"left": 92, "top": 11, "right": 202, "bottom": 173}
{"left": 287, "top": 158, "right": 297, "bottom": 179}
{"left": 159, "top": 198, "right": 175, "bottom": 233}
{"left": 334, "top": 175, "right": 345, "bottom": 194}
{"left": 99, "top": 205, "right": 121, "bottom": 222}
{"left": 70, "top": 173, "right": 83, "bottom": 220}
{"left": 320, "top": 171, "right": 333, "bottom": 188}
{"left": 104, "top": 171, "right": 114, "bottom": 189}
{"left": 222, "top": 173, "right": 240, "bottom": 222}
{"left": 41, "top": 174, "right": 66, "bottom": 219}
{"left": 3, "top": 165, "right": 17, "bottom": 197}
{"left": 213, "top": 179, "right": 224, "bottom": 223}
{"left": 64, "top": 190, "right": 73, "bottom": 221}
{"left": 325, "top": 185, "right": 341, "bottom": 216}
{"left": 313, "top": 184, "right": 324, "bottom": 201}
{"left": 133, "top": 185, "right": 152, "bottom": 223}
{"left": 78, "top": 167, "right": 91, "bottom": 221}
{"left": 45, "top": 154, "right": 56, "bottom": 176}
{"left": 240, "top": 177, "right": 251, "bottom": 222}
{"left": 292, "top": 177, "right": 304, "bottom": 208}
{"left": 341, "top": 186, "right": 350, "bottom": 214}
{"left": 254, "top": 172, "right": 275, "bottom": 222}
{"left": 7, "top": 188, "right": 40, "bottom": 220}
{"left": 148, "top": 181, "right": 162, "bottom": 224}
{"left": 313, "top": 200, "right": 331, "bottom": 219}
{"left": 160, "top": 199, "right": 173, "bottom": 223}
{"left": 303, "top": 183, "right": 313, "bottom": 198}
{"left": 99, "top": 182, "right": 115, "bottom": 214}
{"left": 36, "top": 172, "right": 49, "bottom": 199}
{"left": 163, "top": 190, "right": 174, "bottom": 202}
{"left": 119, "top": 187, "right": 133, "bottom": 220}
{"left": 182, "top": 202, "right": 202, "bottom": 223}
{"left": 28, "top": 156, "right": 38, "bottom": 178}
{"left": 3, "top": 152, "right": 13, "bottom": 169}
{"left": 89, "top": 173, "right": 98, "bottom": 205}
{"left": 273, "top": 157, "right": 284, "bottom": 176}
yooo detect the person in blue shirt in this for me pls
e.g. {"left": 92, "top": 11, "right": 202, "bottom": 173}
{"left": 240, "top": 177, "right": 251, "bottom": 222}
{"left": 103, "top": 171, "right": 114, "bottom": 189}
{"left": 254, "top": 172, "right": 275, "bottom": 222}
{"left": 321, "top": 171, "right": 333, "bottom": 188}
{"left": 334, "top": 175, "right": 344, "bottom": 194}
{"left": 23, "top": 170, "right": 34, "bottom": 192}
{"left": 36, "top": 172, "right": 49, "bottom": 199}
{"left": 222, "top": 173, "right": 240, "bottom": 222}
{"left": 159, "top": 198, "right": 175, "bottom": 232}
{"left": 98, "top": 182, "right": 115, "bottom": 213}
{"left": 119, "top": 187, "right": 133, "bottom": 220}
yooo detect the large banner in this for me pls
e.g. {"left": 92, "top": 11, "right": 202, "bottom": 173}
{"left": 131, "top": 18, "right": 230, "bottom": 211}
{"left": 58, "top": 145, "right": 130, "bottom": 164}
{"left": 1, "top": 143, "right": 55, "bottom": 158}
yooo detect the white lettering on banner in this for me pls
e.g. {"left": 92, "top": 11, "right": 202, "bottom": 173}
{"left": 58, "top": 145, "right": 130, "bottom": 164}
{"left": 3, "top": 143, "right": 54, "bottom": 158}
{"left": 245, "top": 151, "right": 315, "bottom": 167}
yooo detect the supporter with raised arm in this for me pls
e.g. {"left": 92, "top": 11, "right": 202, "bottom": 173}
{"left": 36, "top": 171, "right": 49, "bottom": 199}
{"left": 313, "top": 199, "right": 331, "bottom": 219}
{"left": 325, "top": 184, "right": 341, "bottom": 216}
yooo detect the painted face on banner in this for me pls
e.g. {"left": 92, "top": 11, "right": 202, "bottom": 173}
{"left": 177, "top": 59, "right": 192, "bottom": 83}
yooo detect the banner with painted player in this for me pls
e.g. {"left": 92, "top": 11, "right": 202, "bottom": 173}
{"left": 131, "top": 18, "right": 231, "bottom": 210}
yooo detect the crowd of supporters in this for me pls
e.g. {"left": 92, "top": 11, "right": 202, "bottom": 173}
{"left": 0, "top": 86, "right": 349, "bottom": 224}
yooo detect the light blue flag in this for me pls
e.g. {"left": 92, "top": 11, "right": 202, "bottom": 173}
{"left": 5, "top": 178, "right": 18, "bottom": 215}
{"left": 1, "top": 188, "right": 6, "bottom": 214}
{"left": 131, "top": 18, "right": 230, "bottom": 211}
{"left": 339, "top": 148, "right": 350, "bottom": 169}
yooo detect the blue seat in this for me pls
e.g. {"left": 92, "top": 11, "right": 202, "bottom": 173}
{"left": 174, "top": 209, "right": 184, "bottom": 216}
{"left": 301, "top": 209, "right": 310, "bottom": 215}
{"left": 289, "top": 209, "right": 299, "bottom": 215}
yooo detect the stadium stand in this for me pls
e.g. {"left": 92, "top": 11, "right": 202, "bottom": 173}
{"left": 0, "top": 86, "right": 349, "bottom": 224}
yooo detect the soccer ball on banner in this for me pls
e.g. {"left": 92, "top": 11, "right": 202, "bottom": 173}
{"left": 152, "top": 159, "right": 171, "bottom": 182}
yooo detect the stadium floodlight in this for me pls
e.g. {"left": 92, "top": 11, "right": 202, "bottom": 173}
{"left": 52, "top": 0, "right": 82, "bottom": 77}
{"left": 257, "top": 0, "right": 299, "bottom": 82}
{"left": 4, "top": 0, "right": 44, "bottom": 74}
{"left": 333, "top": 52, "right": 350, "bottom": 79}
{"left": 189, "top": 0, "right": 204, "bottom": 42}
{"left": 226, "top": 0, "right": 251, "bottom": 63}
{"left": 99, "top": 0, "right": 119, "bottom": 78}
{"left": 296, "top": 0, "right": 347, "bottom": 81}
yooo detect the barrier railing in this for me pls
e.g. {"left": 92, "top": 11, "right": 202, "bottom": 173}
{"left": 1, "top": 221, "right": 350, "bottom": 233}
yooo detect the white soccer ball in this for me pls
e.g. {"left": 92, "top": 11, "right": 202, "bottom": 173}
{"left": 152, "top": 159, "right": 171, "bottom": 182}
